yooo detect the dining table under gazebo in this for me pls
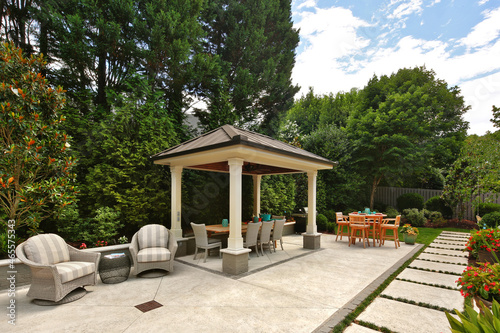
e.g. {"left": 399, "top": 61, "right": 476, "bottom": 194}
{"left": 151, "top": 124, "right": 336, "bottom": 275}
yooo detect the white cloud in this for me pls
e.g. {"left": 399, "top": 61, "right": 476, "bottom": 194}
{"left": 292, "top": 3, "right": 500, "bottom": 135}
{"left": 479, "top": 0, "right": 490, "bottom": 5}
{"left": 460, "top": 7, "right": 500, "bottom": 48}
{"left": 297, "top": 0, "right": 317, "bottom": 10}
{"left": 388, "top": 0, "right": 423, "bottom": 19}
{"left": 460, "top": 71, "right": 500, "bottom": 135}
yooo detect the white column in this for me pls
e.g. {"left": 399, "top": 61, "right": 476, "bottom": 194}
{"left": 227, "top": 158, "right": 244, "bottom": 250}
{"left": 253, "top": 175, "right": 261, "bottom": 218}
{"left": 170, "top": 166, "right": 183, "bottom": 239}
{"left": 306, "top": 170, "right": 318, "bottom": 234}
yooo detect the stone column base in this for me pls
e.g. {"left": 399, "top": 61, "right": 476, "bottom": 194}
{"left": 302, "top": 232, "right": 322, "bottom": 249}
{"left": 220, "top": 248, "right": 251, "bottom": 275}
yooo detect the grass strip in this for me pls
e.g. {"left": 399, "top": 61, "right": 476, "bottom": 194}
{"left": 331, "top": 245, "right": 426, "bottom": 333}
{"left": 379, "top": 294, "right": 455, "bottom": 313}
{"left": 395, "top": 278, "right": 458, "bottom": 290}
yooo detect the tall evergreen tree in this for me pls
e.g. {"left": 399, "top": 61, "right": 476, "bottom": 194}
{"left": 195, "top": 0, "right": 299, "bottom": 134}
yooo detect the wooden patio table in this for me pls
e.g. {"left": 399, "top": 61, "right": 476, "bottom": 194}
{"left": 348, "top": 213, "right": 386, "bottom": 246}
{"left": 205, "top": 223, "right": 248, "bottom": 237}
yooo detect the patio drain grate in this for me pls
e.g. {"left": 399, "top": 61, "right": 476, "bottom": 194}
{"left": 135, "top": 300, "right": 163, "bottom": 313}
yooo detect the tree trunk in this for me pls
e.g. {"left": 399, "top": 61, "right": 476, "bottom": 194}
{"left": 369, "top": 175, "right": 382, "bottom": 210}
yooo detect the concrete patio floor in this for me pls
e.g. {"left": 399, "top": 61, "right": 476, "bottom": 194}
{"left": 1, "top": 234, "right": 422, "bottom": 333}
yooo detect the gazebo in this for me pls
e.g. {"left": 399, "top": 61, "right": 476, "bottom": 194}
{"left": 151, "top": 125, "right": 336, "bottom": 274}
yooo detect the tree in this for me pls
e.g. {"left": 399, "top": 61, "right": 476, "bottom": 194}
{"left": 443, "top": 134, "right": 500, "bottom": 220}
{"left": 0, "top": 42, "right": 78, "bottom": 235}
{"left": 81, "top": 77, "right": 178, "bottom": 233}
{"left": 195, "top": 0, "right": 299, "bottom": 133}
{"left": 286, "top": 87, "right": 358, "bottom": 135}
{"left": 491, "top": 105, "right": 500, "bottom": 128}
{"left": 348, "top": 66, "right": 469, "bottom": 209}
{"left": 301, "top": 125, "right": 364, "bottom": 211}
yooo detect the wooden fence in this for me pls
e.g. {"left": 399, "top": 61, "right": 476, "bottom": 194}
{"left": 374, "top": 186, "right": 500, "bottom": 221}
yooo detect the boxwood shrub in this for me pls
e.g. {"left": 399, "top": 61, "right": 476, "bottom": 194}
{"left": 397, "top": 193, "right": 424, "bottom": 211}
{"left": 480, "top": 211, "right": 500, "bottom": 228}
{"left": 424, "top": 195, "right": 453, "bottom": 219}
{"left": 475, "top": 202, "right": 500, "bottom": 217}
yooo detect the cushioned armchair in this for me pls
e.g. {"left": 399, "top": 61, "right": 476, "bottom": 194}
{"left": 129, "top": 224, "right": 178, "bottom": 275}
{"left": 16, "top": 234, "right": 100, "bottom": 303}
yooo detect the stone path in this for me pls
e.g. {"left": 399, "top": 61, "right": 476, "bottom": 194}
{"left": 344, "top": 231, "right": 470, "bottom": 333}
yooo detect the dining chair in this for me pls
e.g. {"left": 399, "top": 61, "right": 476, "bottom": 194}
{"left": 259, "top": 221, "right": 274, "bottom": 254}
{"left": 379, "top": 215, "right": 401, "bottom": 248}
{"left": 348, "top": 214, "right": 370, "bottom": 248}
{"left": 244, "top": 222, "right": 262, "bottom": 257}
{"left": 335, "top": 212, "right": 350, "bottom": 242}
{"left": 366, "top": 214, "right": 383, "bottom": 246}
{"left": 191, "top": 222, "right": 222, "bottom": 263}
{"left": 271, "top": 218, "right": 286, "bottom": 252}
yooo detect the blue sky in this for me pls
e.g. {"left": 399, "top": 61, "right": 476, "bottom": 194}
{"left": 291, "top": 0, "right": 500, "bottom": 135}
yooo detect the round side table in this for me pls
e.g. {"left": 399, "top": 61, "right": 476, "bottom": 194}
{"left": 99, "top": 254, "right": 131, "bottom": 284}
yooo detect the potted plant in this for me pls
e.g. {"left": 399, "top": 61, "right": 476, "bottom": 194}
{"left": 400, "top": 224, "right": 419, "bottom": 245}
{"left": 465, "top": 228, "right": 500, "bottom": 263}
{"left": 456, "top": 262, "right": 500, "bottom": 310}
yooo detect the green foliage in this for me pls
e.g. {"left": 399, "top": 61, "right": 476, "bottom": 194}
{"left": 286, "top": 87, "right": 358, "bottom": 135}
{"left": 491, "top": 105, "right": 500, "bottom": 128}
{"left": 324, "top": 210, "right": 337, "bottom": 223}
{"left": 481, "top": 212, "right": 500, "bottom": 228}
{"left": 385, "top": 206, "right": 400, "bottom": 218}
{"left": 348, "top": 66, "right": 469, "bottom": 209}
{"left": 446, "top": 299, "right": 500, "bottom": 333}
{"left": 300, "top": 124, "right": 364, "bottom": 211}
{"left": 425, "top": 195, "right": 453, "bottom": 218}
{"left": 402, "top": 209, "right": 427, "bottom": 227}
{"left": 443, "top": 135, "right": 500, "bottom": 220}
{"left": 195, "top": 0, "right": 300, "bottom": 133}
{"left": 92, "top": 207, "right": 122, "bottom": 243}
{"left": 397, "top": 193, "right": 425, "bottom": 211}
{"left": 316, "top": 214, "right": 328, "bottom": 231}
{"left": 0, "top": 42, "right": 78, "bottom": 235}
{"left": 58, "top": 206, "right": 122, "bottom": 243}
{"left": 260, "top": 175, "right": 296, "bottom": 217}
{"left": 476, "top": 203, "right": 500, "bottom": 217}
{"left": 81, "top": 77, "right": 178, "bottom": 231}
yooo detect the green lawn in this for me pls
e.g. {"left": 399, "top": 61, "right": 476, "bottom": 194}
{"left": 406, "top": 227, "right": 472, "bottom": 246}
{"left": 335, "top": 225, "right": 472, "bottom": 246}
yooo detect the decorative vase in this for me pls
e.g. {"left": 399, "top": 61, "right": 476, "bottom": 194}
{"left": 478, "top": 250, "right": 500, "bottom": 264}
{"left": 404, "top": 234, "right": 417, "bottom": 245}
{"left": 222, "top": 219, "right": 228, "bottom": 227}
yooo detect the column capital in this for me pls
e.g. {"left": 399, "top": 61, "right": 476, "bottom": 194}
{"left": 227, "top": 158, "right": 244, "bottom": 166}
{"left": 170, "top": 165, "right": 183, "bottom": 173}
{"left": 307, "top": 170, "right": 317, "bottom": 177}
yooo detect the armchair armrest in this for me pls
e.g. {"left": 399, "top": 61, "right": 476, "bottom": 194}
{"left": 68, "top": 245, "right": 101, "bottom": 264}
{"left": 168, "top": 230, "right": 178, "bottom": 257}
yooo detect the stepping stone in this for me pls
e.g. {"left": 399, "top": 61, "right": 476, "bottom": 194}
{"left": 429, "top": 243, "right": 465, "bottom": 251}
{"left": 381, "top": 280, "right": 464, "bottom": 312}
{"left": 435, "top": 237, "right": 468, "bottom": 243}
{"left": 441, "top": 231, "right": 470, "bottom": 236}
{"left": 397, "top": 268, "right": 460, "bottom": 289}
{"left": 343, "top": 324, "right": 379, "bottom": 333}
{"left": 424, "top": 248, "right": 468, "bottom": 257}
{"left": 417, "top": 253, "right": 468, "bottom": 265}
{"left": 433, "top": 239, "right": 468, "bottom": 246}
{"left": 439, "top": 234, "right": 470, "bottom": 240}
{"left": 410, "top": 259, "right": 467, "bottom": 275}
{"left": 357, "top": 298, "right": 456, "bottom": 333}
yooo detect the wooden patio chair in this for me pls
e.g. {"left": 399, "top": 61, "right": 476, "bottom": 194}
{"left": 335, "top": 212, "right": 350, "bottom": 242}
{"left": 379, "top": 215, "right": 401, "bottom": 248}
{"left": 348, "top": 214, "right": 370, "bottom": 248}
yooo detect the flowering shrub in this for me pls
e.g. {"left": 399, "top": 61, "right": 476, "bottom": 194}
{"left": 95, "top": 240, "right": 108, "bottom": 247}
{"left": 457, "top": 263, "right": 500, "bottom": 302}
{"left": 79, "top": 242, "right": 87, "bottom": 249}
{"left": 400, "top": 224, "right": 419, "bottom": 236}
{"left": 465, "top": 228, "right": 500, "bottom": 257}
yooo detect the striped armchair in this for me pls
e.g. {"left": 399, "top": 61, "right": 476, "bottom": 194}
{"left": 16, "top": 234, "right": 100, "bottom": 303}
{"left": 129, "top": 224, "right": 178, "bottom": 276}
